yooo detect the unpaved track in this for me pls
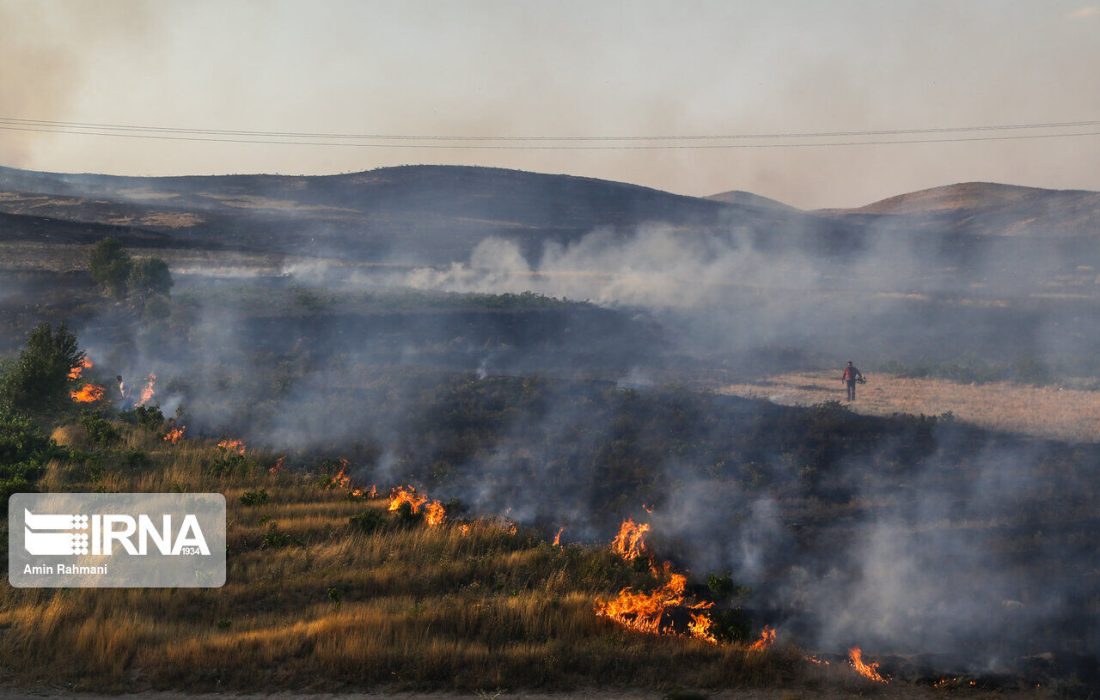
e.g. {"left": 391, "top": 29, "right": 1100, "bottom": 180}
{"left": 720, "top": 371, "right": 1100, "bottom": 442}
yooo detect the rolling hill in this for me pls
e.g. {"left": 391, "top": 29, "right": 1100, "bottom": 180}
{"left": 823, "top": 181, "right": 1100, "bottom": 238}
{"left": 2, "top": 166, "right": 1098, "bottom": 270}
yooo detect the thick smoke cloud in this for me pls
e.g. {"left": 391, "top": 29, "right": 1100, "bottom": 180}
{"left": 45, "top": 198, "right": 1099, "bottom": 672}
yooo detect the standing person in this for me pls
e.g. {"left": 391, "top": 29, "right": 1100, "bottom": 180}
{"left": 842, "top": 361, "right": 864, "bottom": 401}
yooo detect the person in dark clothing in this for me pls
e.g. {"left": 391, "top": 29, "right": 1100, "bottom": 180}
{"left": 842, "top": 361, "right": 864, "bottom": 401}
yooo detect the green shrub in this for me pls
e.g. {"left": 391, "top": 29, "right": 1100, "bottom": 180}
{"left": 0, "top": 323, "right": 84, "bottom": 418}
{"left": 129, "top": 257, "right": 173, "bottom": 301}
{"left": 89, "top": 237, "right": 132, "bottom": 299}
{"left": 118, "top": 448, "right": 152, "bottom": 470}
{"left": 260, "top": 523, "right": 300, "bottom": 549}
{"left": 122, "top": 405, "right": 166, "bottom": 433}
{"left": 79, "top": 411, "right": 122, "bottom": 447}
{"left": 206, "top": 452, "right": 250, "bottom": 478}
{"left": 0, "top": 408, "right": 59, "bottom": 511}
{"left": 240, "top": 489, "right": 270, "bottom": 506}
{"left": 706, "top": 571, "right": 735, "bottom": 599}
{"left": 349, "top": 509, "right": 390, "bottom": 533}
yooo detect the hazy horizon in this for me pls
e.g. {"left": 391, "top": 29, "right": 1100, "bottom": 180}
{"left": 2, "top": 0, "right": 1099, "bottom": 208}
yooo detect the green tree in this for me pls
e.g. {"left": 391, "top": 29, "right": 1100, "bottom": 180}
{"left": 0, "top": 406, "right": 57, "bottom": 510}
{"left": 0, "top": 323, "right": 85, "bottom": 418}
{"left": 129, "top": 257, "right": 173, "bottom": 301}
{"left": 89, "top": 237, "right": 132, "bottom": 299}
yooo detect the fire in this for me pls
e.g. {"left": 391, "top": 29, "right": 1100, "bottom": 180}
{"left": 68, "top": 357, "right": 93, "bottom": 380}
{"left": 459, "top": 523, "right": 471, "bottom": 536}
{"left": 552, "top": 526, "right": 565, "bottom": 546}
{"left": 328, "top": 459, "right": 351, "bottom": 489}
{"left": 388, "top": 485, "right": 428, "bottom": 513}
{"left": 804, "top": 654, "right": 830, "bottom": 666}
{"left": 748, "top": 625, "right": 777, "bottom": 652}
{"left": 70, "top": 384, "right": 105, "bottom": 403}
{"left": 217, "top": 439, "right": 245, "bottom": 455}
{"left": 268, "top": 456, "right": 285, "bottom": 474}
{"left": 598, "top": 518, "right": 718, "bottom": 643}
{"left": 350, "top": 485, "right": 376, "bottom": 499}
{"left": 594, "top": 569, "right": 716, "bottom": 643}
{"left": 688, "top": 611, "right": 718, "bottom": 644}
{"left": 611, "top": 517, "right": 650, "bottom": 561}
{"left": 387, "top": 485, "right": 446, "bottom": 526}
{"left": 163, "top": 426, "right": 186, "bottom": 444}
{"left": 135, "top": 373, "right": 156, "bottom": 406}
{"left": 595, "top": 571, "right": 689, "bottom": 635}
{"left": 848, "top": 647, "right": 888, "bottom": 684}
{"left": 424, "top": 500, "right": 446, "bottom": 527}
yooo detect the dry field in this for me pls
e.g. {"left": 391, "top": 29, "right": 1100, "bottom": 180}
{"left": 0, "top": 424, "right": 1076, "bottom": 696}
{"left": 0, "top": 426, "right": 802, "bottom": 694}
{"left": 719, "top": 371, "right": 1100, "bottom": 442}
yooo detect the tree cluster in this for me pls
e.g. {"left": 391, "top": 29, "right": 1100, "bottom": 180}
{"left": 89, "top": 237, "right": 173, "bottom": 303}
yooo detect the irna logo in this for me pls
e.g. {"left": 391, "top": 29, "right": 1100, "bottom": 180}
{"left": 23, "top": 509, "right": 210, "bottom": 556}
{"left": 9, "top": 493, "right": 226, "bottom": 588}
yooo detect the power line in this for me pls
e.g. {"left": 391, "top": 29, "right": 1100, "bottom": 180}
{"left": 1, "top": 115, "right": 1099, "bottom": 142}
{"left": 0, "top": 121, "right": 1098, "bottom": 151}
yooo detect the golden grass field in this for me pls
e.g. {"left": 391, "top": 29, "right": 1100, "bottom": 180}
{"left": 0, "top": 423, "right": 1075, "bottom": 697}
{"left": 0, "top": 425, "right": 810, "bottom": 694}
{"left": 719, "top": 371, "right": 1100, "bottom": 443}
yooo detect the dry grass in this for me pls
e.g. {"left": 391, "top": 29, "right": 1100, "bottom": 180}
{"left": 719, "top": 371, "right": 1100, "bottom": 442}
{"left": 0, "top": 427, "right": 809, "bottom": 693}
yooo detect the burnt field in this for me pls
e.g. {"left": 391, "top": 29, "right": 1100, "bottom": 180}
{"left": 2, "top": 168, "right": 1100, "bottom": 694}
{"left": 3, "top": 276, "right": 1100, "bottom": 691}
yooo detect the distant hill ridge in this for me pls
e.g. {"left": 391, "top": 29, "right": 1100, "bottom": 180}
{"left": 843, "top": 181, "right": 1100, "bottom": 215}
{"left": 1, "top": 166, "right": 1098, "bottom": 262}
{"left": 705, "top": 189, "right": 799, "bottom": 212}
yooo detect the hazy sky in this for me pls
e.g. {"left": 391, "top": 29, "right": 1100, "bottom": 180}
{"left": 1, "top": 0, "right": 1098, "bottom": 208}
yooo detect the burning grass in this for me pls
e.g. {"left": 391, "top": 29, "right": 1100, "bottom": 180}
{"left": 0, "top": 423, "right": 807, "bottom": 693}
{"left": 597, "top": 520, "right": 719, "bottom": 644}
{"left": 849, "top": 647, "right": 888, "bottom": 684}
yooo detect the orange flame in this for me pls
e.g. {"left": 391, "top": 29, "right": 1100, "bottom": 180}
{"left": 70, "top": 384, "right": 105, "bottom": 403}
{"left": 217, "top": 439, "right": 245, "bottom": 455}
{"left": 424, "top": 500, "right": 446, "bottom": 527}
{"left": 748, "top": 625, "right": 777, "bottom": 651}
{"left": 388, "top": 485, "right": 428, "bottom": 513}
{"left": 387, "top": 485, "right": 446, "bottom": 526}
{"left": 268, "top": 456, "right": 285, "bottom": 474}
{"left": 552, "top": 526, "right": 565, "bottom": 546}
{"left": 804, "top": 654, "right": 830, "bottom": 666}
{"left": 459, "top": 523, "right": 472, "bottom": 536}
{"left": 163, "top": 426, "right": 186, "bottom": 444}
{"left": 135, "top": 373, "right": 156, "bottom": 407}
{"left": 611, "top": 517, "right": 650, "bottom": 561}
{"left": 68, "top": 357, "right": 93, "bottom": 380}
{"left": 328, "top": 458, "right": 351, "bottom": 489}
{"left": 595, "top": 569, "right": 716, "bottom": 643}
{"left": 848, "top": 647, "right": 888, "bottom": 683}
{"left": 688, "top": 611, "right": 718, "bottom": 644}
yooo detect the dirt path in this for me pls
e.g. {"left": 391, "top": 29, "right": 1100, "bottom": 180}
{"left": 719, "top": 371, "right": 1100, "bottom": 442}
